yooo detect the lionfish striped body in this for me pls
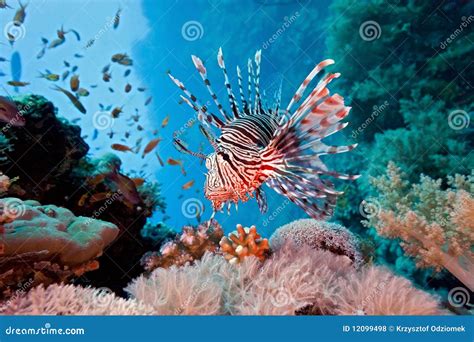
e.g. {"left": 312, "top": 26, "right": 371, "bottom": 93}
{"left": 169, "top": 48, "right": 359, "bottom": 220}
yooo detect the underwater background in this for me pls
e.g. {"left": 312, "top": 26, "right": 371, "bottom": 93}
{"left": 0, "top": 0, "right": 472, "bottom": 315}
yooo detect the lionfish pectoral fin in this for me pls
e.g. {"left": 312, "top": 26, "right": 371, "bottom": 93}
{"left": 255, "top": 187, "right": 268, "bottom": 214}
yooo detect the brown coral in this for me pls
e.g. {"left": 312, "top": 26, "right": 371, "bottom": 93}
{"left": 220, "top": 224, "right": 270, "bottom": 264}
{"left": 0, "top": 198, "right": 119, "bottom": 299}
{"left": 140, "top": 219, "right": 223, "bottom": 271}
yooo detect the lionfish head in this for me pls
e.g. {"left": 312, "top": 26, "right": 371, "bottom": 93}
{"left": 204, "top": 151, "right": 240, "bottom": 209}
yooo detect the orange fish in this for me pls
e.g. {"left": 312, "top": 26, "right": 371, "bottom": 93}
{"left": 78, "top": 193, "right": 88, "bottom": 206}
{"left": 111, "top": 143, "right": 133, "bottom": 152}
{"left": 142, "top": 138, "right": 161, "bottom": 158}
{"left": 70, "top": 74, "right": 79, "bottom": 92}
{"left": 89, "top": 192, "right": 112, "bottom": 203}
{"left": 167, "top": 158, "right": 182, "bottom": 166}
{"left": 132, "top": 178, "right": 145, "bottom": 187}
{"left": 182, "top": 179, "right": 194, "bottom": 190}
{"left": 161, "top": 115, "right": 169, "bottom": 128}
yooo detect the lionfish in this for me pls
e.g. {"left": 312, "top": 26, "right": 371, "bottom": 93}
{"left": 168, "top": 48, "right": 359, "bottom": 220}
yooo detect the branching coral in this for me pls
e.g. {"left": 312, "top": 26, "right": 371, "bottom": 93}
{"left": 0, "top": 198, "right": 119, "bottom": 299}
{"left": 0, "top": 284, "right": 154, "bottom": 315}
{"left": 364, "top": 162, "right": 474, "bottom": 290}
{"left": 270, "top": 219, "right": 363, "bottom": 267}
{"left": 140, "top": 220, "right": 223, "bottom": 271}
{"left": 220, "top": 224, "right": 270, "bottom": 264}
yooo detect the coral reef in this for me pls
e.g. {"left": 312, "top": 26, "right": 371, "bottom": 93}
{"left": 335, "top": 266, "right": 442, "bottom": 315}
{"left": 324, "top": 0, "right": 473, "bottom": 289}
{"left": 1, "top": 95, "right": 88, "bottom": 200}
{"left": 270, "top": 219, "right": 363, "bottom": 267}
{"left": 0, "top": 198, "right": 118, "bottom": 299}
{"left": 127, "top": 243, "right": 441, "bottom": 315}
{"left": 364, "top": 162, "right": 474, "bottom": 290}
{"left": 220, "top": 224, "right": 270, "bottom": 264}
{"left": 141, "top": 220, "right": 223, "bottom": 272}
{"left": 0, "top": 95, "right": 166, "bottom": 294}
{"left": 127, "top": 253, "right": 232, "bottom": 315}
{"left": 0, "top": 284, "right": 154, "bottom": 315}
{"left": 140, "top": 221, "right": 176, "bottom": 248}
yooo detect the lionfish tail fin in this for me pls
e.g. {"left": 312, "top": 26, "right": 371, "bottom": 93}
{"left": 263, "top": 59, "right": 358, "bottom": 220}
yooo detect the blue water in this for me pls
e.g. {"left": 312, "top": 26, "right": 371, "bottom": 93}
{"left": 1, "top": 0, "right": 335, "bottom": 234}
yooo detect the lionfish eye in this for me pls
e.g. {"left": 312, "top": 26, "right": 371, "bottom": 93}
{"left": 219, "top": 151, "right": 230, "bottom": 162}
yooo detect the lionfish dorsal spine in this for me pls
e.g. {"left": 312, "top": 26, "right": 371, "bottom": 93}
{"left": 191, "top": 55, "right": 232, "bottom": 123}
{"left": 217, "top": 47, "right": 240, "bottom": 118}
{"left": 167, "top": 73, "right": 220, "bottom": 129}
